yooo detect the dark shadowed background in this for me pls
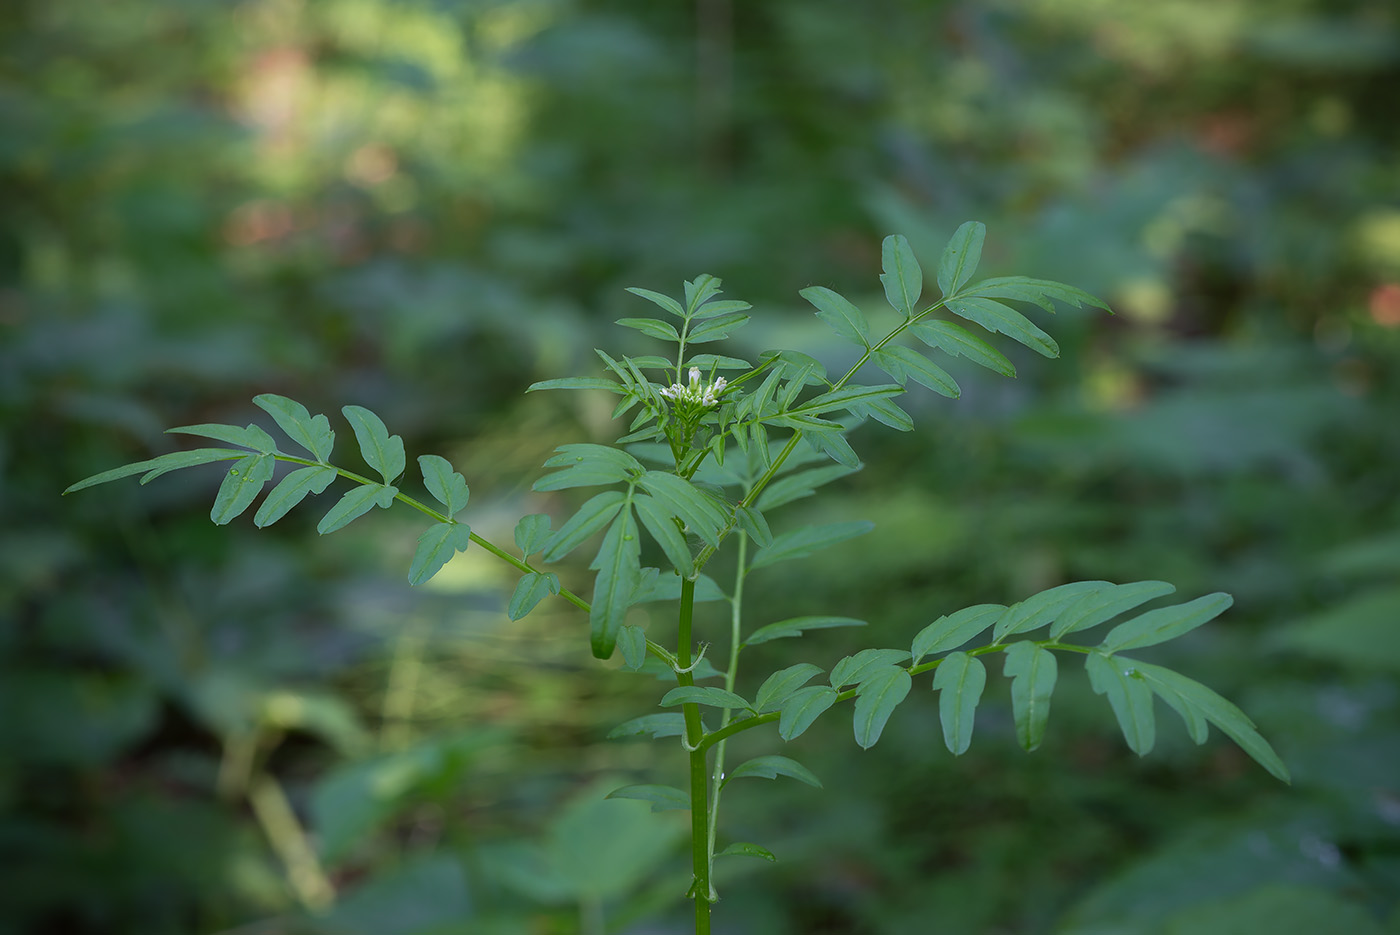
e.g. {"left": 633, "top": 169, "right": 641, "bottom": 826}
{"left": 6, "top": 0, "right": 1400, "bottom": 932}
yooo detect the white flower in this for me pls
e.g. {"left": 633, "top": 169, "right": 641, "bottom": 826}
{"left": 660, "top": 368, "right": 726, "bottom": 408}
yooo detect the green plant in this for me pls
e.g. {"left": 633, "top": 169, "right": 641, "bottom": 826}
{"left": 66, "top": 222, "right": 1289, "bottom": 934}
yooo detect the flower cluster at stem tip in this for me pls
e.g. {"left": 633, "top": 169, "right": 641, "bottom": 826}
{"left": 661, "top": 366, "right": 727, "bottom": 408}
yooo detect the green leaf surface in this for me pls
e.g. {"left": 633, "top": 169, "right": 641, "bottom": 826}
{"left": 253, "top": 394, "right": 335, "bottom": 461}
{"left": 830, "top": 648, "right": 912, "bottom": 688}
{"left": 968, "top": 275, "right": 1110, "bottom": 313}
{"left": 684, "top": 275, "right": 723, "bottom": 313}
{"left": 792, "top": 383, "right": 904, "bottom": 417}
{"left": 911, "top": 604, "right": 1005, "bottom": 662}
{"left": 1050, "top": 580, "right": 1177, "bottom": 639}
{"left": 733, "top": 504, "right": 773, "bottom": 548}
{"left": 1003, "top": 641, "right": 1059, "bottom": 752}
{"left": 852, "top": 666, "right": 912, "bottom": 749}
{"left": 617, "top": 625, "right": 647, "bottom": 671}
{"left": 408, "top": 523, "right": 472, "bottom": 586}
{"left": 880, "top": 233, "right": 923, "bottom": 316}
{"left": 686, "top": 310, "right": 751, "bottom": 343}
{"left": 938, "top": 221, "right": 986, "bottom": 296}
{"left": 318, "top": 483, "right": 396, "bottom": 534}
{"left": 1100, "top": 592, "right": 1234, "bottom": 654}
{"left": 513, "top": 513, "right": 553, "bottom": 557}
{"left": 659, "top": 686, "right": 752, "bottom": 711}
{"left": 607, "top": 713, "right": 688, "bottom": 740}
{"left": 210, "top": 454, "right": 275, "bottom": 525}
{"left": 801, "top": 285, "right": 871, "bottom": 347}
{"left": 755, "top": 663, "right": 825, "bottom": 713}
{"left": 908, "top": 319, "right": 1017, "bottom": 377}
{"left": 993, "top": 580, "right": 1111, "bottom": 642}
{"left": 778, "top": 686, "right": 838, "bottom": 740}
{"left": 507, "top": 571, "right": 560, "bottom": 621}
{"left": 811, "top": 431, "right": 861, "bottom": 469}
{"left": 873, "top": 346, "right": 960, "bottom": 398}
{"left": 625, "top": 286, "right": 685, "bottom": 318}
{"left": 168, "top": 422, "right": 278, "bottom": 454}
{"left": 850, "top": 396, "right": 914, "bottom": 432}
{"left": 540, "top": 491, "right": 627, "bottom": 562}
{"left": 1130, "top": 660, "right": 1289, "bottom": 782}
{"left": 756, "top": 464, "right": 858, "bottom": 511}
{"left": 716, "top": 842, "right": 777, "bottom": 862}
{"left": 932, "top": 651, "right": 986, "bottom": 755}
{"left": 750, "top": 521, "right": 874, "bottom": 570}
{"left": 947, "top": 295, "right": 1059, "bottom": 358}
{"left": 744, "top": 615, "right": 867, "bottom": 647}
{"left": 341, "top": 405, "right": 406, "bottom": 484}
{"left": 534, "top": 444, "right": 642, "bottom": 492}
{"left": 635, "top": 471, "right": 727, "bottom": 547}
{"left": 632, "top": 493, "right": 695, "bottom": 577}
{"left": 605, "top": 784, "right": 689, "bottom": 812}
{"left": 690, "top": 299, "right": 751, "bottom": 320}
{"left": 616, "top": 317, "right": 680, "bottom": 341}
{"left": 588, "top": 508, "right": 641, "bottom": 659}
{"left": 726, "top": 755, "right": 822, "bottom": 788}
{"left": 64, "top": 448, "right": 246, "bottom": 493}
{"left": 1085, "top": 652, "right": 1156, "bottom": 756}
{"left": 254, "top": 465, "right": 337, "bottom": 527}
{"left": 416, "top": 454, "right": 469, "bottom": 516}
{"left": 527, "top": 377, "right": 626, "bottom": 394}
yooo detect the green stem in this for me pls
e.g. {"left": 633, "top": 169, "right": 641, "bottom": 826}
{"left": 673, "top": 577, "right": 714, "bottom": 930}
{"left": 704, "top": 533, "right": 747, "bottom": 889}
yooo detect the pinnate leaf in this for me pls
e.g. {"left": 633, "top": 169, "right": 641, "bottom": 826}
{"left": 507, "top": 571, "right": 560, "bottom": 620}
{"left": 994, "top": 580, "right": 1111, "bottom": 642}
{"left": 625, "top": 286, "right": 685, "bottom": 318}
{"left": 318, "top": 483, "right": 396, "bottom": 534}
{"left": 744, "top": 615, "right": 867, "bottom": 647}
{"left": 932, "top": 651, "right": 986, "bottom": 755}
{"left": 64, "top": 448, "right": 245, "bottom": 493}
{"left": 947, "top": 296, "right": 1058, "bottom": 358}
{"left": 778, "top": 686, "right": 838, "bottom": 740}
{"left": 211, "top": 454, "right": 275, "bottom": 525}
{"left": 755, "top": 663, "right": 824, "bottom": 713}
{"left": 616, "top": 317, "right": 680, "bottom": 341}
{"left": 513, "top": 513, "right": 553, "bottom": 557}
{"left": 341, "top": 406, "right": 406, "bottom": 484}
{"left": 873, "top": 346, "right": 959, "bottom": 398}
{"left": 829, "top": 648, "right": 911, "bottom": 688}
{"left": 417, "top": 455, "right": 469, "bottom": 516}
{"left": 726, "top": 755, "right": 822, "bottom": 788}
{"left": 632, "top": 493, "right": 695, "bottom": 576}
{"left": 1002, "top": 641, "right": 1058, "bottom": 752}
{"left": 908, "top": 320, "right": 1016, "bottom": 378}
{"left": 253, "top": 394, "right": 335, "bottom": 461}
{"left": 686, "top": 311, "right": 750, "bottom": 343}
{"left": 409, "top": 523, "right": 472, "bottom": 585}
{"left": 254, "top": 465, "right": 337, "bottom": 527}
{"left": 912, "top": 604, "right": 1005, "bottom": 662}
{"left": 589, "top": 509, "right": 641, "bottom": 659}
{"left": 1100, "top": 592, "right": 1233, "bottom": 654}
{"left": 635, "top": 472, "right": 728, "bottom": 547}
{"left": 880, "top": 233, "right": 923, "bottom": 316}
{"left": 168, "top": 422, "right": 278, "bottom": 454}
{"left": 535, "top": 444, "right": 641, "bottom": 492}
{"left": 540, "top": 491, "right": 626, "bottom": 562}
{"left": 1050, "top": 581, "right": 1176, "bottom": 639}
{"left": 853, "top": 666, "right": 912, "bottom": 749}
{"left": 1085, "top": 652, "right": 1156, "bottom": 756}
{"left": 937, "top": 221, "right": 986, "bottom": 296}
{"left": 801, "top": 286, "right": 871, "bottom": 347}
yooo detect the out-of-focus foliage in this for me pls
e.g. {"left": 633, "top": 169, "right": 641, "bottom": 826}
{"left": 7, "top": 0, "right": 1400, "bottom": 932}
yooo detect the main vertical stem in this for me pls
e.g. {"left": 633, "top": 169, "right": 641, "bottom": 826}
{"left": 676, "top": 577, "right": 713, "bottom": 933}
{"left": 705, "top": 533, "right": 746, "bottom": 884}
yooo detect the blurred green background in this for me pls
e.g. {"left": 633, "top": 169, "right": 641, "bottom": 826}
{"left": 7, "top": 0, "right": 1400, "bottom": 932}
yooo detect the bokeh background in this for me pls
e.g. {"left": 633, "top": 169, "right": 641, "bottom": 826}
{"left": 7, "top": 0, "right": 1400, "bottom": 932}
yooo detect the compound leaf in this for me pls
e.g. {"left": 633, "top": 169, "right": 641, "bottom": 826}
{"left": 210, "top": 454, "right": 275, "bottom": 525}
{"left": 540, "top": 491, "right": 626, "bottom": 562}
{"left": 932, "top": 651, "right": 986, "bottom": 755}
{"left": 912, "top": 604, "right": 1005, "bottom": 662}
{"left": 968, "top": 275, "right": 1110, "bottom": 313}
{"left": 507, "top": 571, "right": 560, "bottom": 621}
{"left": 1051, "top": 581, "right": 1176, "bottom": 639}
{"left": 686, "top": 311, "right": 751, "bottom": 343}
{"left": 624, "top": 287, "right": 685, "bottom": 318}
{"left": 908, "top": 319, "right": 1016, "bottom": 378}
{"left": 937, "top": 221, "right": 985, "bottom": 296}
{"left": 341, "top": 406, "right": 406, "bottom": 484}
{"left": 535, "top": 444, "right": 642, "bottom": 492}
{"left": 801, "top": 286, "right": 871, "bottom": 348}
{"left": 1100, "top": 592, "right": 1234, "bottom": 654}
{"left": 750, "top": 521, "right": 874, "bottom": 571}
{"left": 1003, "top": 641, "right": 1059, "bottom": 752}
{"left": 254, "top": 464, "right": 337, "bottom": 527}
{"left": 791, "top": 384, "right": 904, "bottom": 418}
{"left": 756, "top": 464, "right": 858, "bottom": 511}
{"left": 829, "top": 649, "right": 912, "bottom": 688}
{"left": 513, "top": 513, "right": 553, "bottom": 558}
{"left": 253, "top": 394, "right": 335, "bottom": 461}
{"left": 744, "top": 615, "right": 867, "bottom": 647}
{"left": 606, "top": 784, "right": 689, "bottom": 812}
{"left": 64, "top": 448, "right": 245, "bottom": 493}
{"left": 632, "top": 493, "right": 695, "bottom": 577}
{"left": 994, "top": 580, "right": 1111, "bottom": 642}
{"left": 318, "top": 483, "right": 396, "bottom": 535}
{"left": 589, "top": 508, "right": 641, "bottom": 659}
{"left": 726, "top": 755, "right": 822, "bottom": 788}
{"left": 947, "top": 296, "right": 1058, "bottom": 358}
{"left": 408, "top": 522, "right": 472, "bottom": 586}
{"left": 616, "top": 318, "right": 680, "bottom": 341}
{"left": 417, "top": 455, "right": 469, "bottom": 517}
{"left": 635, "top": 472, "right": 728, "bottom": 547}
{"left": 1085, "top": 652, "right": 1156, "bottom": 756}
{"left": 873, "top": 346, "right": 960, "bottom": 398}
{"left": 853, "top": 666, "right": 912, "bottom": 749}
{"left": 778, "top": 686, "right": 838, "bottom": 740}
{"left": 880, "top": 233, "right": 923, "bottom": 316}
{"left": 168, "top": 422, "right": 278, "bottom": 454}
{"left": 755, "top": 663, "right": 825, "bottom": 713}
